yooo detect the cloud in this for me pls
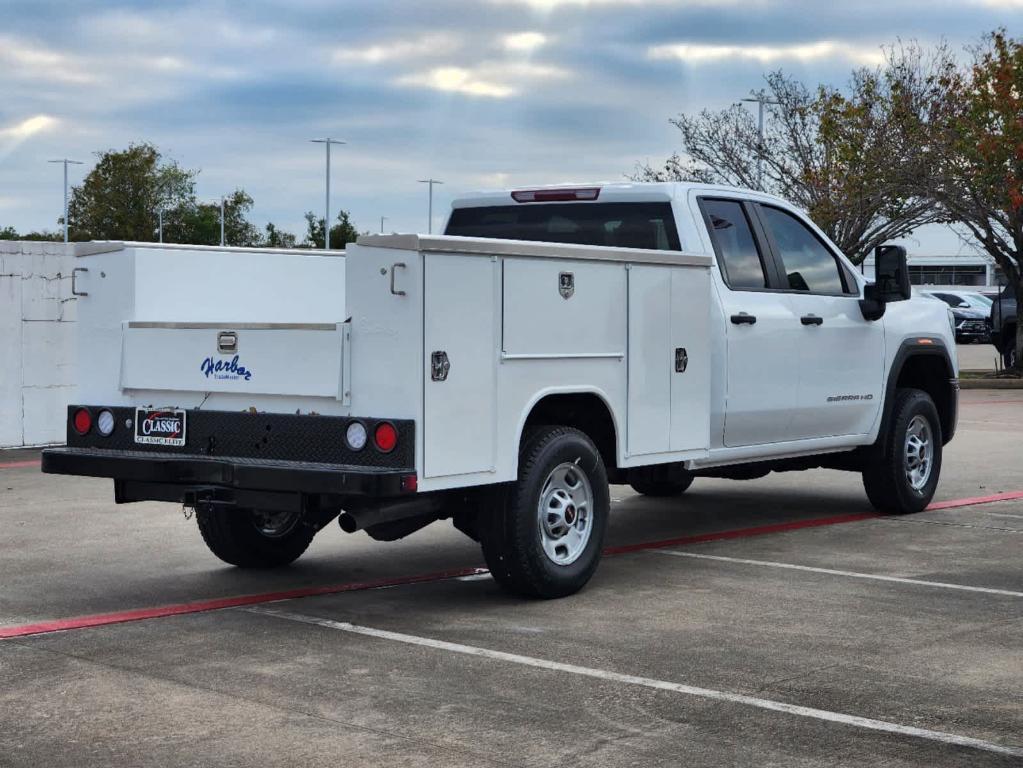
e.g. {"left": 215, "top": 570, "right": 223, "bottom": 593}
{"left": 332, "top": 33, "right": 462, "bottom": 64}
{"left": 502, "top": 31, "right": 549, "bottom": 52}
{"left": 0, "top": 115, "right": 58, "bottom": 141}
{"left": 648, "top": 40, "right": 885, "bottom": 66}
{"left": 396, "top": 59, "right": 570, "bottom": 98}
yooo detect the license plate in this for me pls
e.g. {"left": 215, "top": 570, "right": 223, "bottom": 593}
{"left": 134, "top": 408, "right": 187, "bottom": 446}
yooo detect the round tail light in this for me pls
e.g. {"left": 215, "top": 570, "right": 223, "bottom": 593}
{"left": 374, "top": 422, "right": 397, "bottom": 453}
{"left": 96, "top": 409, "right": 116, "bottom": 437}
{"left": 72, "top": 408, "right": 92, "bottom": 435}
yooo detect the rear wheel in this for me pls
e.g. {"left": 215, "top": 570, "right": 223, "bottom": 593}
{"left": 862, "top": 388, "right": 942, "bottom": 514}
{"left": 480, "top": 426, "right": 609, "bottom": 599}
{"left": 196, "top": 505, "right": 315, "bottom": 568}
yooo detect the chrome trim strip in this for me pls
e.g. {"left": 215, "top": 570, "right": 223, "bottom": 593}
{"left": 127, "top": 322, "right": 339, "bottom": 331}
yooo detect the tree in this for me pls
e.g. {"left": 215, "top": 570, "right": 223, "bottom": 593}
{"left": 67, "top": 143, "right": 195, "bottom": 241}
{"left": 302, "top": 209, "right": 362, "bottom": 249}
{"left": 0, "top": 226, "right": 18, "bottom": 240}
{"left": 636, "top": 67, "right": 944, "bottom": 264}
{"left": 163, "top": 189, "right": 262, "bottom": 247}
{"left": 263, "top": 222, "right": 297, "bottom": 249}
{"left": 915, "top": 31, "right": 1023, "bottom": 371}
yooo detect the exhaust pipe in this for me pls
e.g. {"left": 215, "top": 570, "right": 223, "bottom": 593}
{"left": 338, "top": 497, "right": 444, "bottom": 534}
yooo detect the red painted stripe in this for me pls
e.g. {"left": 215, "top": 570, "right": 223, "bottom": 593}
{"left": 0, "top": 460, "right": 40, "bottom": 470}
{"left": 0, "top": 566, "right": 486, "bottom": 640}
{"left": 602, "top": 512, "right": 878, "bottom": 556}
{"left": 925, "top": 490, "right": 1023, "bottom": 511}
{"left": 2, "top": 490, "right": 1021, "bottom": 641}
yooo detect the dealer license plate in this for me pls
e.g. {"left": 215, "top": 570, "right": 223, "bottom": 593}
{"left": 134, "top": 408, "right": 187, "bottom": 447}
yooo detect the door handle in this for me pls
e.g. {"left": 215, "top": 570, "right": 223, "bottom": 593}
{"left": 800, "top": 314, "right": 824, "bottom": 326}
{"left": 730, "top": 312, "right": 757, "bottom": 325}
{"left": 390, "top": 263, "right": 406, "bottom": 296}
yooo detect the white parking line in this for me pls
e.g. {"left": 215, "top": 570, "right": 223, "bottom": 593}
{"left": 248, "top": 607, "right": 1023, "bottom": 758}
{"left": 654, "top": 551, "right": 1023, "bottom": 598}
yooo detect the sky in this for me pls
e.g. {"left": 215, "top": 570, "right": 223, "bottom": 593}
{"left": 0, "top": 0, "right": 1020, "bottom": 252}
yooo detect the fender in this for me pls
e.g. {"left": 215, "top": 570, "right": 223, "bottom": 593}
{"left": 876, "top": 337, "right": 958, "bottom": 452}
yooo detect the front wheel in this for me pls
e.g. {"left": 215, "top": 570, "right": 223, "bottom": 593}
{"left": 196, "top": 505, "right": 316, "bottom": 568}
{"left": 862, "top": 388, "right": 942, "bottom": 514}
{"left": 481, "top": 426, "right": 609, "bottom": 599}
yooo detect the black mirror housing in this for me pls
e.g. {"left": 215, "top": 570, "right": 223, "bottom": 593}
{"left": 874, "top": 245, "right": 912, "bottom": 302}
{"left": 860, "top": 245, "right": 911, "bottom": 321}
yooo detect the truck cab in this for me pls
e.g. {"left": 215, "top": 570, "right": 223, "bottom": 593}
{"left": 42, "top": 182, "right": 958, "bottom": 598}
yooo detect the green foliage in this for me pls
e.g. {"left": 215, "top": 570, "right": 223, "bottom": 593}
{"left": 302, "top": 209, "right": 362, "bottom": 249}
{"left": 163, "top": 189, "right": 262, "bottom": 247}
{"left": 68, "top": 143, "right": 195, "bottom": 242}
{"left": 0, "top": 225, "right": 62, "bottom": 241}
{"left": 0, "top": 226, "right": 18, "bottom": 240}
{"left": 263, "top": 222, "right": 297, "bottom": 249}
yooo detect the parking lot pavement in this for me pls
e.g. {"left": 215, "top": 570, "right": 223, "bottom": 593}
{"left": 1, "top": 389, "right": 1021, "bottom": 766}
{"left": 957, "top": 343, "right": 1000, "bottom": 372}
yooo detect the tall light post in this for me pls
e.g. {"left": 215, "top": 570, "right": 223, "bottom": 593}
{"left": 380, "top": 216, "right": 388, "bottom": 234}
{"left": 47, "top": 158, "right": 84, "bottom": 244}
{"left": 310, "top": 138, "right": 346, "bottom": 249}
{"left": 158, "top": 209, "right": 164, "bottom": 243}
{"left": 418, "top": 178, "right": 444, "bottom": 234}
{"left": 220, "top": 196, "right": 226, "bottom": 246}
{"left": 740, "top": 95, "right": 779, "bottom": 190}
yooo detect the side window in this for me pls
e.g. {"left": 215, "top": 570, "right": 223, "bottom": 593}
{"left": 759, "top": 206, "right": 847, "bottom": 294}
{"left": 701, "top": 199, "right": 768, "bottom": 289}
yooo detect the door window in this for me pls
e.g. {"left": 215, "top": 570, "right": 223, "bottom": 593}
{"left": 701, "top": 199, "right": 768, "bottom": 289}
{"left": 759, "top": 206, "right": 847, "bottom": 294}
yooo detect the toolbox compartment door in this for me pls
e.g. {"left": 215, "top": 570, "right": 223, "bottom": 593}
{"left": 423, "top": 253, "right": 497, "bottom": 478}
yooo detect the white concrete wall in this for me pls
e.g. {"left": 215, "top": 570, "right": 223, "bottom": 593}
{"left": 0, "top": 241, "right": 77, "bottom": 447}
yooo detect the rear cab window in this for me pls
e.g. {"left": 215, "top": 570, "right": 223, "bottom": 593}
{"left": 444, "top": 202, "right": 681, "bottom": 251}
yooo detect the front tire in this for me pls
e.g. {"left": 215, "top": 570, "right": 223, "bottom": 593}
{"left": 196, "top": 505, "right": 315, "bottom": 568}
{"left": 862, "top": 389, "right": 942, "bottom": 514}
{"left": 481, "top": 426, "right": 609, "bottom": 599}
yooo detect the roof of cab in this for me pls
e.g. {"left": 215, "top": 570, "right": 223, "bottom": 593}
{"left": 449, "top": 181, "right": 793, "bottom": 209}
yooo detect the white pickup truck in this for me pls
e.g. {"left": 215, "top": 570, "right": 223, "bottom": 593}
{"left": 43, "top": 182, "right": 958, "bottom": 598}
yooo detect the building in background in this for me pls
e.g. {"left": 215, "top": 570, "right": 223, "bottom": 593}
{"left": 860, "top": 252, "right": 1001, "bottom": 291}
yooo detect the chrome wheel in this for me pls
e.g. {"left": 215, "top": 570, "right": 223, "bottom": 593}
{"left": 904, "top": 415, "right": 933, "bottom": 491}
{"left": 251, "top": 509, "right": 301, "bottom": 538}
{"left": 537, "top": 462, "right": 593, "bottom": 566}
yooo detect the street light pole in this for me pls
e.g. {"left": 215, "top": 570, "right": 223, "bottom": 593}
{"left": 220, "top": 196, "right": 226, "bottom": 246}
{"left": 417, "top": 178, "right": 444, "bottom": 234}
{"left": 741, "top": 96, "right": 779, "bottom": 190}
{"left": 310, "top": 138, "right": 346, "bottom": 249}
{"left": 47, "top": 158, "right": 84, "bottom": 244}
{"left": 380, "top": 216, "right": 388, "bottom": 234}
{"left": 158, "top": 209, "right": 163, "bottom": 243}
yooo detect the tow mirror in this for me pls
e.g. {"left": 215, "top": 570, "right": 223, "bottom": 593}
{"left": 860, "top": 245, "right": 911, "bottom": 321}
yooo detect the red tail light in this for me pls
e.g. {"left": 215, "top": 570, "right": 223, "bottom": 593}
{"left": 72, "top": 408, "right": 92, "bottom": 435}
{"left": 511, "top": 187, "right": 600, "bottom": 203}
{"left": 374, "top": 422, "right": 398, "bottom": 453}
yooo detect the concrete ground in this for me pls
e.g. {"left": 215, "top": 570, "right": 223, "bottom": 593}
{"left": 1, "top": 390, "right": 1022, "bottom": 767}
{"left": 957, "top": 342, "right": 1001, "bottom": 372}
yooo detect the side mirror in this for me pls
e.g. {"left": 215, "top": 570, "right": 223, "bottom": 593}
{"left": 874, "top": 244, "right": 912, "bottom": 302}
{"left": 860, "top": 244, "right": 911, "bottom": 321}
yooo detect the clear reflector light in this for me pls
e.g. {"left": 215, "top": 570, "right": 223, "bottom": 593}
{"left": 346, "top": 421, "right": 367, "bottom": 451}
{"left": 96, "top": 409, "right": 115, "bottom": 436}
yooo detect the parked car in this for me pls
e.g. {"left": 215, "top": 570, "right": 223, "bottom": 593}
{"left": 41, "top": 183, "right": 959, "bottom": 598}
{"left": 990, "top": 284, "right": 1019, "bottom": 369}
{"left": 918, "top": 290, "right": 991, "bottom": 343}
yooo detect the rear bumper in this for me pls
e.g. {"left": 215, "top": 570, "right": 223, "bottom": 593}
{"left": 41, "top": 447, "right": 413, "bottom": 497}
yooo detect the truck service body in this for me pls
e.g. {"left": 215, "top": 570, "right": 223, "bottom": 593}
{"left": 43, "top": 182, "right": 959, "bottom": 597}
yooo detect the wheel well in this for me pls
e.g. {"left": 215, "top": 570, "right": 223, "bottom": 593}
{"left": 894, "top": 354, "right": 955, "bottom": 442}
{"left": 522, "top": 393, "right": 619, "bottom": 472}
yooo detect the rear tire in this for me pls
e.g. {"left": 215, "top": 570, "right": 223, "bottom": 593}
{"left": 629, "top": 474, "right": 694, "bottom": 497}
{"left": 196, "top": 505, "right": 315, "bottom": 568}
{"left": 862, "top": 388, "right": 942, "bottom": 515}
{"left": 480, "top": 426, "right": 609, "bottom": 599}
